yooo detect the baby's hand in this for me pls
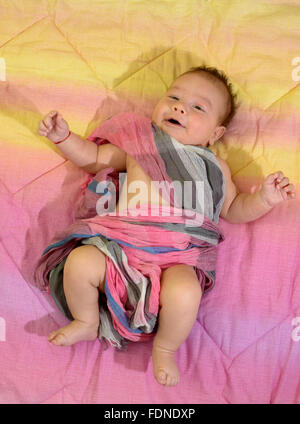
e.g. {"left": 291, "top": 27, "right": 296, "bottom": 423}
{"left": 38, "top": 110, "right": 69, "bottom": 143}
{"left": 260, "top": 171, "right": 296, "bottom": 208}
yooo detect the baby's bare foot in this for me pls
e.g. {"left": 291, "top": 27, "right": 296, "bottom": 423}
{"left": 152, "top": 344, "right": 180, "bottom": 386}
{"left": 48, "top": 320, "right": 98, "bottom": 346}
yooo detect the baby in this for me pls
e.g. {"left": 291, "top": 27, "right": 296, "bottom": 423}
{"left": 38, "top": 66, "right": 295, "bottom": 386}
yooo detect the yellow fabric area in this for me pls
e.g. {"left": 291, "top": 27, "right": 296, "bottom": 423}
{"left": 0, "top": 0, "right": 299, "bottom": 188}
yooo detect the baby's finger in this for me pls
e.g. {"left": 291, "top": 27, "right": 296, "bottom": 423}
{"left": 43, "top": 110, "right": 58, "bottom": 128}
{"left": 265, "top": 171, "right": 283, "bottom": 185}
{"left": 41, "top": 118, "right": 52, "bottom": 130}
{"left": 38, "top": 127, "right": 48, "bottom": 137}
{"left": 38, "top": 120, "right": 47, "bottom": 133}
{"left": 56, "top": 113, "right": 67, "bottom": 129}
{"left": 276, "top": 177, "right": 289, "bottom": 189}
{"left": 286, "top": 191, "right": 296, "bottom": 200}
{"left": 283, "top": 183, "right": 295, "bottom": 194}
{"left": 273, "top": 170, "right": 285, "bottom": 182}
{"left": 39, "top": 120, "right": 48, "bottom": 131}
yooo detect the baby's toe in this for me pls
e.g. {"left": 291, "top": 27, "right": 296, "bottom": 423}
{"left": 157, "top": 369, "right": 167, "bottom": 385}
{"left": 52, "top": 334, "right": 65, "bottom": 345}
{"left": 48, "top": 332, "right": 67, "bottom": 346}
{"left": 170, "top": 375, "right": 180, "bottom": 387}
{"left": 48, "top": 331, "right": 56, "bottom": 341}
{"left": 166, "top": 375, "right": 174, "bottom": 387}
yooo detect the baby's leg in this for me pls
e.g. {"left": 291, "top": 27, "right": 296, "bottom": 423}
{"left": 48, "top": 245, "right": 106, "bottom": 346}
{"left": 152, "top": 264, "right": 202, "bottom": 386}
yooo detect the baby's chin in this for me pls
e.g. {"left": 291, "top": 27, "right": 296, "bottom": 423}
{"left": 151, "top": 119, "right": 206, "bottom": 147}
{"left": 152, "top": 119, "right": 179, "bottom": 136}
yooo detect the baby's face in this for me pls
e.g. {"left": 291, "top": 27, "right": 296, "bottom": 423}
{"left": 152, "top": 72, "right": 228, "bottom": 147}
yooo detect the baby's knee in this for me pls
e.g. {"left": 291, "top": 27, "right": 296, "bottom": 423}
{"left": 175, "top": 278, "right": 202, "bottom": 306}
{"left": 160, "top": 266, "right": 202, "bottom": 307}
{"left": 64, "top": 245, "right": 106, "bottom": 288}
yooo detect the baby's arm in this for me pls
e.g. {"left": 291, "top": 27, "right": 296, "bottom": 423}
{"left": 217, "top": 158, "right": 295, "bottom": 224}
{"left": 38, "top": 110, "right": 126, "bottom": 174}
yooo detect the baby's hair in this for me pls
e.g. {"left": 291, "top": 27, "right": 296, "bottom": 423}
{"left": 180, "top": 65, "right": 236, "bottom": 126}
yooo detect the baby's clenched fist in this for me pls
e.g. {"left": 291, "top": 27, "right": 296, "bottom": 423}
{"left": 38, "top": 110, "right": 70, "bottom": 143}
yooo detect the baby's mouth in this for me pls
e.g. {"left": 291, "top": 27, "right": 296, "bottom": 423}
{"left": 165, "top": 118, "right": 184, "bottom": 127}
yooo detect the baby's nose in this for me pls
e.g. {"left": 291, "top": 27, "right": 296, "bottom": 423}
{"left": 172, "top": 103, "right": 186, "bottom": 114}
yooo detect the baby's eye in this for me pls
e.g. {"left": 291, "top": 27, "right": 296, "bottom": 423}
{"left": 168, "top": 95, "right": 179, "bottom": 100}
{"left": 194, "top": 105, "right": 204, "bottom": 111}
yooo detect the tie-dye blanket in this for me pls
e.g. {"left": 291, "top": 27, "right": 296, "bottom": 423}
{"left": 34, "top": 112, "right": 225, "bottom": 348}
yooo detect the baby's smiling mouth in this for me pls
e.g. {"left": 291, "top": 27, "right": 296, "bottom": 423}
{"left": 165, "top": 118, "right": 185, "bottom": 127}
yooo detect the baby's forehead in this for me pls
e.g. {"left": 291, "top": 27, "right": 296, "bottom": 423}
{"left": 170, "top": 72, "right": 226, "bottom": 94}
{"left": 169, "top": 73, "right": 229, "bottom": 108}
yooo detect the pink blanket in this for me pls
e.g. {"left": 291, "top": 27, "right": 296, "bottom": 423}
{"left": 1, "top": 143, "right": 300, "bottom": 403}
{"left": 1, "top": 103, "right": 300, "bottom": 403}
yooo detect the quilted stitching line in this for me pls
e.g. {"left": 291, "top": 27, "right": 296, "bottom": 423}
{"left": 11, "top": 159, "right": 67, "bottom": 195}
{"left": 219, "top": 314, "right": 293, "bottom": 402}
{"left": 112, "top": 33, "right": 198, "bottom": 90}
{"left": 226, "top": 313, "right": 292, "bottom": 367}
{"left": 197, "top": 38, "right": 261, "bottom": 110}
{"left": 264, "top": 82, "right": 300, "bottom": 112}
{"left": 0, "top": 175, "right": 13, "bottom": 195}
{"left": 231, "top": 153, "right": 264, "bottom": 177}
{"left": 0, "top": 239, "right": 29, "bottom": 290}
{"left": 52, "top": 18, "right": 106, "bottom": 88}
{"left": 40, "top": 386, "right": 71, "bottom": 404}
{"left": 0, "top": 15, "right": 49, "bottom": 49}
{"left": 0, "top": 237, "right": 66, "bottom": 331}
{"left": 196, "top": 319, "right": 232, "bottom": 361}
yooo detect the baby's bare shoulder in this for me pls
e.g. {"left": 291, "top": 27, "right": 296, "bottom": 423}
{"left": 215, "top": 156, "right": 232, "bottom": 178}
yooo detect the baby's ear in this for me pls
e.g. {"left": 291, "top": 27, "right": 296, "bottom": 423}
{"left": 208, "top": 126, "right": 226, "bottom": 146}
{"left": 250, "top": 183, "right": 262, "bottom": 194}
